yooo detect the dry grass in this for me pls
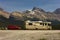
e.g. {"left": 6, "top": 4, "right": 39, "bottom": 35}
{"left": 0, "top": 30, "right": 60, "bottom": 40}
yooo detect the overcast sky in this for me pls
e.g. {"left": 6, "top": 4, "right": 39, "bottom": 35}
{"left": 0, "top": 0, "right": 60, "bottom": 12}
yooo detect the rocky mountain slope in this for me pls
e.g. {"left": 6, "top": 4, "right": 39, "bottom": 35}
{"left": 0, "top": 7, "right": 60, "bottom": 29}
{"left": 22, "top": 7, "right": 60, "bottom": 21}
{"left": 0, "top": 7, "right": 60, "bottom": 21}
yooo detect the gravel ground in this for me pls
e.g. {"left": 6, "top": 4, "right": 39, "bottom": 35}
{"left": 0, "top": 30, "right": 60, "bottom": 40}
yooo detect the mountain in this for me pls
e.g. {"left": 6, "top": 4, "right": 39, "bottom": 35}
{"left": 22, "top": 7, "right": 60, "bottom": 21}
{"left": 8, "top": 7, "right": 60, "bottom": 21}
{"left": 54, "top": 8, "right": 60, "bottom": 14}
{"left": 32, "top": 7, "right": 45, "bottom": 12}
{"left": 0, "top": 8, "right": 4, "bottom": 11}
{"left": 0, "top": 7, "right": 60, "bottom": 30}
{"left": 10, "top": 11, "right": 25, "bottom": 21}
{"left": 0, "top": 8, "right": 10, "bottom": 19}
{"left": 0, "top": 11, "right": 10, "bottom": 18}
{"left": 0, "top": 8, "right": 10, "bottom": 22}
{"left": 0, "top": 8, "right": 11, "bottom": 25}
{"left": 0, "top": 7, "right": 60, "bottom": 21}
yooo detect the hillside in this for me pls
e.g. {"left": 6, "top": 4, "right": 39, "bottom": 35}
{"left": 0, "top": 7, "right": 60, "bottom": 21}
{"left": 9, "top": 7, "right": 60, "bottom": 21}
{"left": 0, "top": 7, "right": 60, "bottom": 30}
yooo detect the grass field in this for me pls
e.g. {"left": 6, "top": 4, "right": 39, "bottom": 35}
{"left": 0, "top": 30, "right": 60, "bottom": 40}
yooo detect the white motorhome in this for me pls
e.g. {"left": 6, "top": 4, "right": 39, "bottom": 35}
{"left": 25, "top": 20, "right": 52, "bottom": 30}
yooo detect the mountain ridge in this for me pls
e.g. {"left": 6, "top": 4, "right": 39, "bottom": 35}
{"left": 0, "top": 7, "right": 60, "bottom": 21}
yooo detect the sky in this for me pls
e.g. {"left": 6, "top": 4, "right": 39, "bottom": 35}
{"left": 0, "top": 0, "right": 60, "bottom": 12}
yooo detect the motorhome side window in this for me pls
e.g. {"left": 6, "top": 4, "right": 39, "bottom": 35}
{"left": 40, "top": 23, "right": 43, "bottom": 25}
{"left": 48, "top": 24, "right": 51, "bottom": 26}
{"left": 45, "top": 23, "right": 47, "bottom": 25}
{"left": 29, "top": 23, "right": 33, "bottom": 25}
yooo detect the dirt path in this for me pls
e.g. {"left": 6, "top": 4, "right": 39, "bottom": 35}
{"left": 0, "top": 30, "right": 60, "bottom": 40}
